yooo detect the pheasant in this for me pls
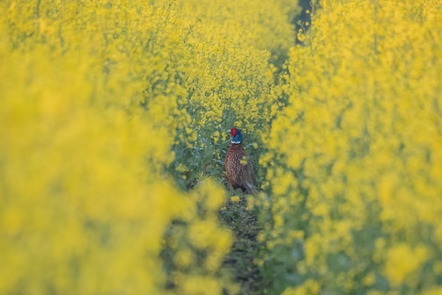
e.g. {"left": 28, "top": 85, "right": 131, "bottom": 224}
{"left": 225, "top": 128, "right": 257, "bottom": 194}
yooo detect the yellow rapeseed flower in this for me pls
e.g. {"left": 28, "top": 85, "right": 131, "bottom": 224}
{"left": 231, "top": 196, "right": 240, "bottom": 202}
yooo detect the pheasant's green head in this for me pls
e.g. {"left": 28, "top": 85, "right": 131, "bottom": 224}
{"left": 229, "top": 127, "right": 243, "bottom": 144}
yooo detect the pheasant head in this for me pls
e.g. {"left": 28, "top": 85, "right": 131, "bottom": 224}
{"left": 228, "top": 128, "right": 243, "bottom": 144}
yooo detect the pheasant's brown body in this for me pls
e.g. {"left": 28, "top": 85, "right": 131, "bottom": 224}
{"left": 225, "top": 143, "right": 256, "bottom": 194}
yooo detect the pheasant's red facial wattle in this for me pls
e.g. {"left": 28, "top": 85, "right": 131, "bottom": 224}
{"left": 231, "top": 128, "right": 237, "bottom": 137}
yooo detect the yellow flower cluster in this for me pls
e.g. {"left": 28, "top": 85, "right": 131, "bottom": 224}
{"left": 164, "top": 0, "right": 297, "bottom": 190}
{"left": 0, "top": 0, "right": 296, "bottom": 294}
{"left": 262, "top": 0, "right": 442, "bottom": 293}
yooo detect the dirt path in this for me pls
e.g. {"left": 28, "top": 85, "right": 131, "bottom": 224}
{"left": 220, "top": 196, "right": 263, "bottom": 294}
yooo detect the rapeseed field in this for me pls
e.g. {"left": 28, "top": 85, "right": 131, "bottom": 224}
{"left": 1, "top": 0, "right": 440, "bottom": 294}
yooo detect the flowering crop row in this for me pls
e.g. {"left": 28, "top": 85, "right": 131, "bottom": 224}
{"left": 0, "top": 0, "right": 295, "bottom": 294}
{"left": 260, "top": 1, "right": 442, "bottom": 294}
